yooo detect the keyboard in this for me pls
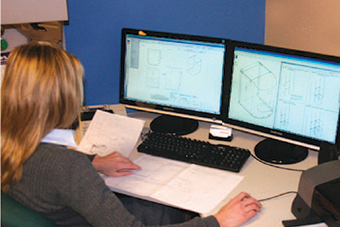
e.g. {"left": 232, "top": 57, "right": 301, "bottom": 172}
{"left": 137, "top": 132, "right": 250, "bottom": 172}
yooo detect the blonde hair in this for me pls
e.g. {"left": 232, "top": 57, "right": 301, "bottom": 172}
{"left": 1, "top": 42, "right": 84, "bottom": 193}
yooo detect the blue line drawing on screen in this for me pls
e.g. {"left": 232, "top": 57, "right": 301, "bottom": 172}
{"left": 147, "top": 49, "right": 161, "bottom": 66}
{"left": 275, "top": 62, "right": 332, "bottom": 138}
{"left": 166, "top": 69, "right": 182, "bottom": 90}
{"left": 279, "top": 66, "right": 307, "bottom": 103}
{"left": 178, "top": 94, "right": 192, "bottom": 107}
{"left": 238, "top": 62, "right": 277, "bottom": 119}
{"left": 150, "top": 93, "right": 169, "bottom": 101}
{"left": 302, "top": 110, "right": 323, "bottom": 138}
{"left": 187, "top": 55, "right": 202, "bottom": 76}
{"left": 170, "top": 92, "right": 179, "bottom": 103}
{"left": 279, "top": 104, "right": 290, "bottom": 128}
{"left": 310, "top": 117, "right": 322, "bottom": 137}
{"left": 313, "top": 76, "right": 325, "bottom": 105}
{"left": 146, "top": 67, "right": 160, "bottom": 88}
{"left": 280, "top": 62, "right": 328, "bottom": 107}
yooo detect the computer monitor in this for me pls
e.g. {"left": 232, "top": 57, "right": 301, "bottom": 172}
{"left": 120, "top": 28, "right": 228, "bottom": 135}
{"left": 222, "top": 41, "right": 340, "bottom": 164}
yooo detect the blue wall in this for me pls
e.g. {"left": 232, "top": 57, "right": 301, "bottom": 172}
{"left": 65, "top": 0, "right": 266, "bottom": 105}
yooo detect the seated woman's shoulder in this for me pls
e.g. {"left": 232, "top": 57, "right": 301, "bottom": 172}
{"left": 35, "top": 143, "right": 89, "bottom": 163}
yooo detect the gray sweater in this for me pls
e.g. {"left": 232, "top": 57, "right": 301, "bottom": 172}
{"left": 10, "top": 143, "right": 219, "bottom": 227}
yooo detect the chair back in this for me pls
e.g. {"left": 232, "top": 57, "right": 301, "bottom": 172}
{"left": 1, "top": 191, "right": 58, "bottom": 227}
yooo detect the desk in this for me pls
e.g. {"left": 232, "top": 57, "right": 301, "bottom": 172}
{"left": 127, "top": 111, "right": 326, "bottom": 227}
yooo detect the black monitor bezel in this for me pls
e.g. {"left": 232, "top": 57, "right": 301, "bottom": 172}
{"left": 221, "top": 40, "right": 340, "bottom": 149}
{"left": 119, "top": 28, "right": 229, "bottom": 122}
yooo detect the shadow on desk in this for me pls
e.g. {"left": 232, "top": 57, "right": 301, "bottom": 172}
{"left": 116, "top": 193, "right": 199, "bottom": 225}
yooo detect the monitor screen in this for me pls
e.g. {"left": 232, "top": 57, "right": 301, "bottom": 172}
{"left": 120, "top": 29, "right": 227, "bottom": 135}
{"left": 222, "top": 41, "right": 340, "bottom": 164}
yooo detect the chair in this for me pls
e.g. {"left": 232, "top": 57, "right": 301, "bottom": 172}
{"left": 1, "top": 191, "right": 58, "bottom": 227}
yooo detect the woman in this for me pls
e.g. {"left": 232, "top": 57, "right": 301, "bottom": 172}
{"left": 1, "top": 42, "right": 261, "bottom": 227}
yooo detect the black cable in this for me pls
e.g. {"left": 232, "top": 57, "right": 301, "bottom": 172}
{"left": 258, "top": 191, "right": 297, "bottom": 202}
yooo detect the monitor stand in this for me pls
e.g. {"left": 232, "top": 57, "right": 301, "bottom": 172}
{"left": 255, "top": 139, "right": 308, "bottom": 164}
{"left": 150, "top": 115, "right": 199, "bottom": 136}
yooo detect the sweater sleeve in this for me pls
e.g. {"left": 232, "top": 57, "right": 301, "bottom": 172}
{"left": 56, "top": 149, "right": 220, "bottom": 227}
{"left": 14, "top": 143, "right": 220, "bottom": 227}
{"left": 86, "top": 154, "right": 96, "bottom": 162}
{"left": 52, "top": 147, "right": 141, "bottom": 226}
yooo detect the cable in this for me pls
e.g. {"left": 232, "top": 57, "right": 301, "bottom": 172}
{"left": 258, "top": 191, "right": 297, "bottom": 202}
{"left": 250, "top": 153, "right": 305, "bottom": 172}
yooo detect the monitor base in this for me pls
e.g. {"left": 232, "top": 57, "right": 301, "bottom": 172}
{"left": 255, "top": 139, "right": 308, "bottom": 164}
{"left": 150, "top": 115, "right": 199, "bottom": 136}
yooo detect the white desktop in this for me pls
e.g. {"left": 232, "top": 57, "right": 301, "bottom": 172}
{"left": 127, "top": 111, "right": 325, "bottom": 227}
{"left": 77, "top": 104, "right": 328, "bottom": 226}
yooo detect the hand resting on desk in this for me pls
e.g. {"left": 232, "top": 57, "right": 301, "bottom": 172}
{"left": 214, "top": 192, "right": 262, "bottom": 227}
{"left": 92, "top": 151, "right": 141, "bottom": 177}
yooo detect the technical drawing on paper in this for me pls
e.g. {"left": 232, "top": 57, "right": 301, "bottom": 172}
{"left": 238, "top": 61, "right": 277, "bottom": 119}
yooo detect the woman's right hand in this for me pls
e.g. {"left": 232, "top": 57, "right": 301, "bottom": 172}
{"left": 214, "top": 192, "right": 262, "bottom": 227}
{"left": 92, "top": 151, "right": 141, "bottom": 177}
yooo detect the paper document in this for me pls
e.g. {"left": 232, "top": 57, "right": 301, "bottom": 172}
{"left": 104, "top": 155, "right": 244, "bottom": 214}
{"left": 78, "top": 110, "right": 145, "bottom": 157}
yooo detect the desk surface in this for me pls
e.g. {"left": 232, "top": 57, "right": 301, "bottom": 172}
{"left": 128, "top": 111, "right": 326, "bottom": 227}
